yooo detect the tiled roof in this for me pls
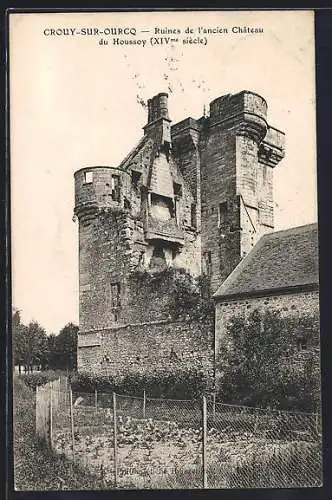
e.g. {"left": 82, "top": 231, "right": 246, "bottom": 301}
{"left": 214, "top": 223, "right": 319, "bottom": 300}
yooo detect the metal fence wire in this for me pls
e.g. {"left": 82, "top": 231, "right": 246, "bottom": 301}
{"left": 37, "top": 378, "right": 323, "bottom": 490}
{"left": 205, "top": 400, "right": 322, "bottom": 488}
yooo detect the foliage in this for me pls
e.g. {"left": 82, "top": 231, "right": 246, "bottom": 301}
{"left": 167, "top": 270, "right": 214, "bottom": 323}
{"left": 130, "top": 267, "right": 214, "bottom": 324}
{"left": 47, "top": 323, "right": 78, "bottom": 370}
{"left": 20, "top": 370, "right": 67, "bottom": 391}
{"left": 216, "top": 308, "right": 321, "bottom": 411}
{"left": 69, "top": 367, "right": 211, "bottom": 400}
{"left": 13, "top": 375, "right": 108, "bottom": 490}
{"left": 12, "top": 309, "right": 78, "bottom": 372}
{"left": 12, "top": 309, "right": 48, "bottom": 371}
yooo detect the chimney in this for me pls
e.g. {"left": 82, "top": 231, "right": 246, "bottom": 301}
{"left": 147, "top": 93, "right": 169, "bottom": 124}
{"left": 144, "top": 92, "right": 171, "bottom": 146}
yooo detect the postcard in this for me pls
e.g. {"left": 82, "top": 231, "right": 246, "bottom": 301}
{"left": 9, "top": 9, "right": 321, "bottom": 490}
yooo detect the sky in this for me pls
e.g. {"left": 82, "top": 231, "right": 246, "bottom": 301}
{"left": 9, "top": 10, "right": 317, "bottom": 333}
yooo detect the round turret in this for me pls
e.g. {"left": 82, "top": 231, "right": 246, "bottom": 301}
{"left": 74, "top": 166, "right": 131, "bottom": 224}
{"left": 209, "top": 91, "right": 268, "bottom": 143}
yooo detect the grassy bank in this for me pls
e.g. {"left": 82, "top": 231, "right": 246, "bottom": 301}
{"left": 13, "top": 374, "right": 108, "bottom": 491}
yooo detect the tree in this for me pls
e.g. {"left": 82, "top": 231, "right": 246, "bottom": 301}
{"left": 12, "top": 309, "right": 25, "bottom": 373}
{"left": 216, "top": 308, "right": 321, "bottom": 411}
{"left": 52, "top": 322, "right": 78, "bottom": 370}
{"left": 12, "top": 310, "right": 48, "bottom": 373}
{"left": 46, "top": 333, "right": 58, "bottom": 368}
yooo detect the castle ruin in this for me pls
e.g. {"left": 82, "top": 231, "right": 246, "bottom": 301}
{"left": 73, "top": 90, "right": 285, "bottom": 376}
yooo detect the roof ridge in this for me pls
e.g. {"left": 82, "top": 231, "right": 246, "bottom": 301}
{"left": 266, "top": 222, "right": 318, "bottom": 238}
{"left": 214, "top": 222, "right": 319, "bottom": 300}
{"left": 118, "top": 135, "right": 148, "bottom": 170}
{"left": 213, "top": 235, "right": 267, "bottom": 299}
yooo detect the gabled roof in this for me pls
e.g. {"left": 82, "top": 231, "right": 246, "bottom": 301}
{"left": 118, "top": 136, "right": 149, "bottom": 171}
{"left": 214, "top": 223, "right": 319, "bottom": 301}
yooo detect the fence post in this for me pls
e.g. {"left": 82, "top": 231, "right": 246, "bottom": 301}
{"left": 69, "top": 385, "right": 75, "bottom": 461}
{"left": 113, "top": 392, "right": 118, "bottom": 488}
{"left": 35, "top": 385, "right": 39, "bottom": 436}
{"left": 57, "top": 378, "right": 61, "bottom": 406}
{"left": 65, "top": 376, "right": 68, "bottom": 407}
{"left": 143, "top": 390, "right": 146, "bottom": 419}
{"left": 202, "top": 395, "right": 207, "bottom": 489}
{"left": 95, "top": 389, "right": 98, "bottom": 416}
{"left": 49, "top": 381, "right": 53, "bottom": 448}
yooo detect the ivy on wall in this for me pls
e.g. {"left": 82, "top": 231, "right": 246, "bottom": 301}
{"left": 216, "top": 308, "right": 321, "bottom": 411}
{"left": 130, "top": 267, "right": 215, "bottom": 324}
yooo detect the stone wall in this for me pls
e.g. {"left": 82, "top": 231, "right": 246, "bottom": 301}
{"left": 78, "top": 209, "right": 133, "bottom": 331}
{"left": 77, "top": 319, "right": 214, "bottom": 377}
{"left": 215, "top": 289, "right": 320, "bottom": 355}
{"left": 74, "top": 90, "right": 286, "bottom": 378}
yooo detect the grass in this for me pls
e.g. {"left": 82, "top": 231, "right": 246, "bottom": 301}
{"left": 147, "top": 442, "right": 323, "bottom": 489}
{"left": 13, "top": 374, "right": 110, "bottom": 491}
{"left": 13, "top": 375, "right": 323, "bottom": 490}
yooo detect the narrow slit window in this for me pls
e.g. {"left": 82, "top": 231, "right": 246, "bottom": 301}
{"left": 219, "top": 201, "right": 228, "bottom": 223}
{"left": 131, "top": 170, "right": 141, "bottom": 189}
{"left": 191, "top": 203, "right": 197, "bottom": 228}
{"left": 297, "top": 336, "right": 308, "bottom": 351}
{"left": 111, "top": 282, "right": 121, "bottom": 309}
{"left": 111, "top": 175, "right": 120, "bottom": 202}
{"left": 83, "top": 171, "right": 93, "bottom": 184}
{"left": 218, "top": 201, "right": 229, "bottom": 227}
{"left": 173, "top": 182, "right": 182, "bottom": 197}
{"left": 203, "top": 251, "right": 212, "bottom": 275}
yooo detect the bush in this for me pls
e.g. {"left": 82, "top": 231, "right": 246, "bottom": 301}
{"left": 216, "top": 309, "right": 321, "bottom": 412}
{"left": 13, "top": 374, "right": 108, "bottom": 490}
{"left": 130, "top": 267, "right": 214, "bottom": 324}
{"left": 69, "top": 368, "right": 211, "bottom": 400}
{"left": 20, "top": 370, "right": 68, "bottom": 391}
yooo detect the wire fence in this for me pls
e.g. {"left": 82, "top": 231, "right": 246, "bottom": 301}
{"left": 36, "top": 376, "right": 323, "bottom": 489}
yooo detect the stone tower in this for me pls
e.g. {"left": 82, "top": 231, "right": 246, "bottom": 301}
{"left": 172, "top": 91, "right": 285, "bottom": 292}
{"left": 74, "top": 90, "right": 285, "bottom": 374}
{"left": 74, "top": 93, "right": 202, "bottom": 334}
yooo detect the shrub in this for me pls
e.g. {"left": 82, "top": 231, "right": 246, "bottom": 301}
{"left": 69, "top": 368, "right": 211, "bottom": 400}
{"left": 20, "top": 370, "right": 67, "bottom": 391}
{"left": 129, "top": 267, "right": 214, "bottom": 324}
{"left": 13, "top": 374, "right": 108, "bottom": 490}
{"left": 216, "top": 308, "right": 321, "bottom": 411}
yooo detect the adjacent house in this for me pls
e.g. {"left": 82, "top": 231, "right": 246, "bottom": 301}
{"left": 213, "top": 222, "right": 319, "bottom": 357}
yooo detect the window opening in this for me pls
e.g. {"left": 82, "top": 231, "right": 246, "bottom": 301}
{"left": 131, "top": 170, "right": 141, "bottom": 189}
{"left": 83, "top": 171, "right": 93, "bottom": 183}
{"left": 173, "top": 182, "right": 182, "bottom": 197}
{"left": 111, "top": 175, "right": 120, "bottom": 201}
{"left": 191, "top": 203, "right": 197, "bottom": 228}
{"left": 218, "top": 201, "right": 228, "bottom": 226}
{"left": 110, "top": 282, "right": 121, "bottom": 314}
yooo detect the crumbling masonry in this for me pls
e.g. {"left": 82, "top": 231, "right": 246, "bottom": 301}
{"left": 74, "top": 90, "right": 285, "bottom": 376}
